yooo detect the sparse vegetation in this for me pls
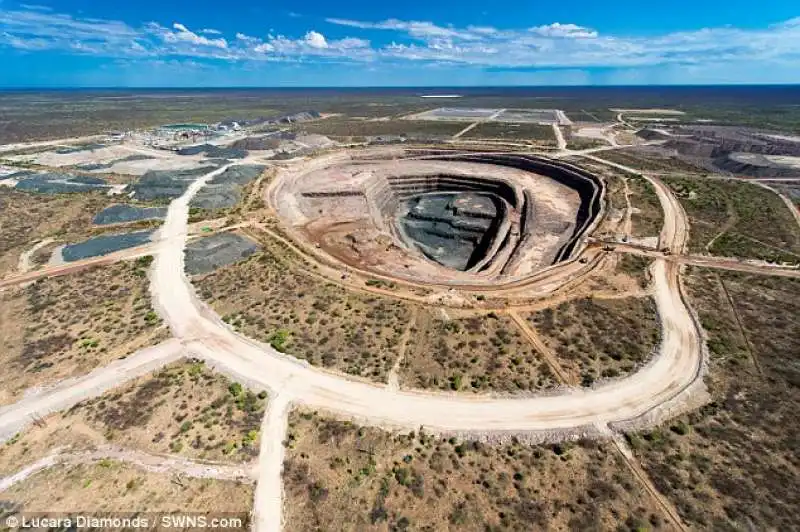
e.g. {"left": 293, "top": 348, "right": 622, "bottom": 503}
{"left": 293, "top": 119, "right": 465, "bottom": 139}
{"left": 526, "top": 296, "right": 661, "bottom": 386}
{"left": 54, "top": 361, "right": 267, "bottom": 463}
{"left": 618, "top": 255, "right": 653, "bottom": 289}
{"left": 595, "top": 149, "right": 708, "bottom": 174}
{"left": 0, "top": 261, "right": 170, "bottom": 405}
{"left": 1, "top": 461, "right": 252, "bottom": 520}
{"left": 0, "top": 188, "right": 114, "bottom": 274}
{"left": 283, "top": 409, "right": 670, "bottom": 531}
{"left": 628, "top": 176, "right": 664, "bottom": 237}
{"left": 664, "top": 176, "right": 800, "bottom": 262}
{"left": 193, "top": 237, "right": 414, "bottom": 382}
{"left": 628, "top": 269, "right": 800, "bottom": 530}
{"left": 461, "top": 122, "right": 556, "bottom": 145}
{"left": 399, "top": 311, "right": 557, "bottom": 393}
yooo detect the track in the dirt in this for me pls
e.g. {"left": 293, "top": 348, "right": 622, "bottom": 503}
{"left": 0, "top": 157, "right": 708, "bottom": 436}
{"left": 0, "top": 155, "right": 709, "bottom": 532}
{"left": 145, "top": 158, "right": 707, "bottom": 435}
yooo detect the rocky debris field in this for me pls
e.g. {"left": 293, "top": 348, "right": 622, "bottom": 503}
{"left": 185, "top": 233, "right": 260, "bottom": 276}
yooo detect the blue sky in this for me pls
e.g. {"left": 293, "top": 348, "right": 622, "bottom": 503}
{"left": 0, "top": 0, "right": 798, "bottom": 86}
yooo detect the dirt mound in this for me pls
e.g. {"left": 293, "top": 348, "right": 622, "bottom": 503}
{"left": 62, "top": 230, "right": 154, "bottom": 262}
{"left": 190, "top": 165, "right": 265, "bottom": 210}
{"left": 131, "top": 167, "right": 215, "bottom": 201}
{"left": 177, "top": 144, "right": 248, "bottom": 159}
{"left": 93, "top": 204, "right": 167, "bottom": 225}
{"left": 184, "top": 233, "right": 259, "bottom": 275}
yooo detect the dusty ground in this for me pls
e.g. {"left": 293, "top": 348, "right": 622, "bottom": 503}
{"left": 2, "top": 461, "right": 252, "bottom": 520}
{"left": 282, "top": 409, "right": 671, "bottom": 531}
{"left": 0, "top": 188, "right": 119, "bottom": 276}
{"left": 628, "top": 268, "right": 800, "bottom": 530}
{"left": 0, "top": 361, "right": 263, "bottom": 474}
{"left": 569, "top": 158, "right": 663, "bottom": 240}
{"left": 593, "top": 149, "right": 708, "bottom": 175}
{"left": 398, "top": 310, "right": 558, "bottom": 393}
{"left": 193, "top": 236, "right": 414, "bottom": 382}
{"left": 64, "top": 360, "right": 266, "bottom": 463}
{"left": 0, "top": 259, "right": 170, "bottom": 405}
{"left": 628, "top": 176, "right": 666, "bottom": 238}
{"left": 525, "top": 296, "right": 661, "bottom": 386}
{"left": 663, "top": 176, "right": 800, "bottom": 263}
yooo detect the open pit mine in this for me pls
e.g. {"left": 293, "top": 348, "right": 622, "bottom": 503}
{"left": 270, "top": 149, "right": 604, "bottom": 285}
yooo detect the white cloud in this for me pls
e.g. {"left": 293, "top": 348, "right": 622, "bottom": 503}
{"left": 329, "top": 16, "right": 800, "bottom": 69}
{"left": 18, "top": 4, "right": 52, "bottom": 12}
{"left": 304, "top": 30, "right": 327, "bottom": 49}
{"left": 0, "top": 4, "right": 799, "bottom": 79}
{"left": 530, "top": 22, "right": 598, "bottom": 39}
{"left": 164, "top": 22, "right": 228, "bottom": 49}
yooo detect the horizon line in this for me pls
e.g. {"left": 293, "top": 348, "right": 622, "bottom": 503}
{"left": 1, "top": 83, "right": 800, "bottom": 91}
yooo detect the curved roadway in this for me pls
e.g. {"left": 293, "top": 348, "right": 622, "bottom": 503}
{"left": 149, "top": 161, "right": 707, "bottom": 435}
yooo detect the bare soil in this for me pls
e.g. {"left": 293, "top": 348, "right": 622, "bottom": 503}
{"left": 67, "top": 360, "right": 266, "bottom": 463}
{"left": 525, "top": 296, "right": 661, "bottom": 386}
{"left": 282, "top": 409, "right": 671, "bottom": 531}
{"left": 399, "top": 310, "right": 558, "bottom": 393}
{"left": 0, "top": 188, "right": 116, "bottom": 275}
{"left": 2, "top": 461, "right": 252, "bottom": 521}
{"left": 193, "top": 238, "right": 415, "bottom": 382}
{"left": 0, "top": 259, "right": 170, "bottom": 405}
{"left": 628, "top": 268, "right": 800, "bottom": 530}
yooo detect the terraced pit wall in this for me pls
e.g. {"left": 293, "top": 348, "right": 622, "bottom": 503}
{"left": 381, "top": 174, "right": 519, "bottom": 271}
{"left": 440, "top": 154, "right": 604, "bottom": 263}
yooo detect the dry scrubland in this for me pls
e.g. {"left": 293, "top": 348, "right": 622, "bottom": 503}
{"left": 460, "top": 123, "right": 556, "bottom": 145}
{"left": 578, "top": 253, "right": 654, "bottom": 295}
{"left": 663, "top": 176, "right": 800, "bottom": 263}
{"left": 596, "top": 171, "right": 628, "bottom": 236}
{"left": 627, "top": 176, "right": 665, "bottom": 238}
{"left": 294, "top": 119, "right": 465, "bottom": 139}
{"left": 193, "top": 236, "right": 414, "bottom": 382}
{"left": 0, "top": 189, "right": 117, "bottom": 275}
{"left": 570, "top": 159, "right": 663, "bottom": 239}
{"left": 399, "top": 311, "right": 557, "bottom": 393}
{"left": 0, "top": 258, "right": 169, "bottom": 405}
{"left": 566, "top": 138, "right": 608, "bottom": 151}
{"left": 525, "top": 297, "right": 660, "bottom": 387}
{"left": 69, "top": 360, "right": 266, "bottom": 462}
{"left": 0, "top": 361, "right": 265, "bottom": 478}
{"left": 627, "top": 269, "right": 800, "bottom": 530}
{"left": 593, "top": 149, "right": 708, "bottom": 175}
{"left": 1, "top": 462, "right": 252, "bottom": 521}
{"left": 283, "top": 410, "right": 670, "bottom": 532}
{"left": 615, "top": 255, "right": 653, "bottom": 290}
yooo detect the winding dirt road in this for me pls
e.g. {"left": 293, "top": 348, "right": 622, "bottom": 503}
{"left": 144, "top": 160, "right": 706, "bottom": 434}
{"left": 0, "top": 158, "right": 709, "bottom": 531}
{"left": 1, "top": 446, "right": 250, "bottom": 492}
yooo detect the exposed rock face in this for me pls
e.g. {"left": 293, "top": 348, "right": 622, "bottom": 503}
{"left": 398, "top": 193, "right": 501, "bottom": 271}
{"left": 184, "top": 233, "right": 259, "bottom": 275}
{"left": 271, "top": 150, "right": 604, "bottom": 285}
